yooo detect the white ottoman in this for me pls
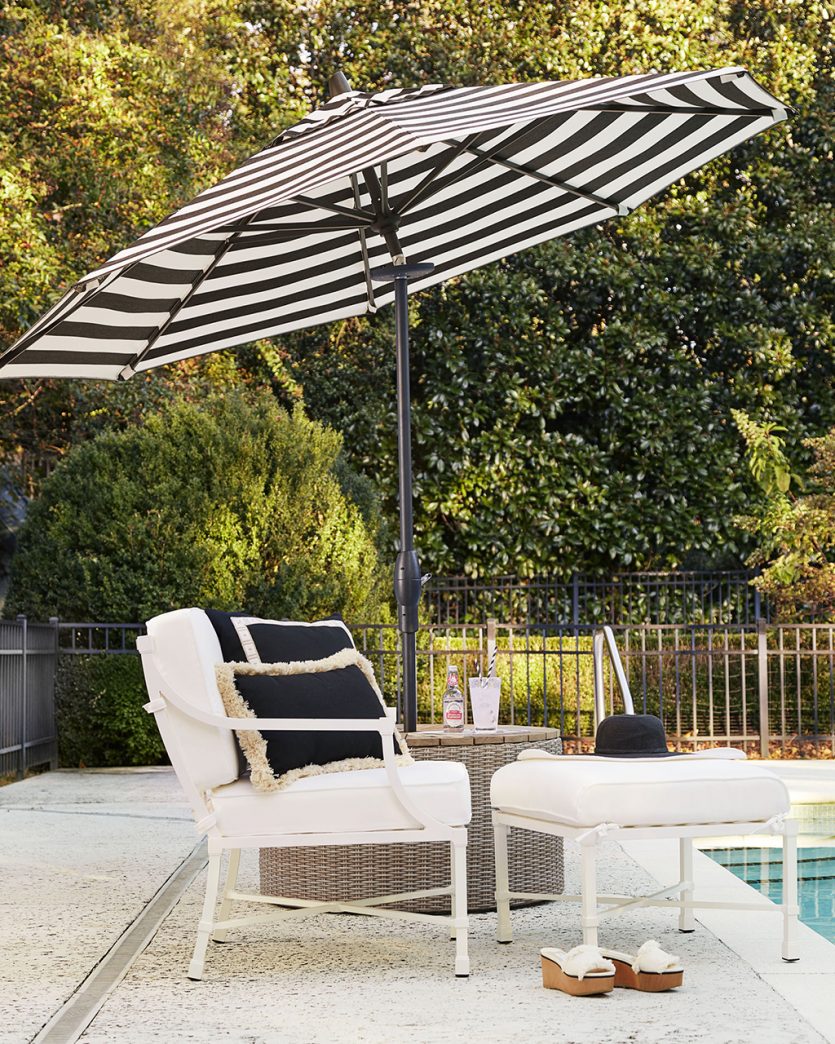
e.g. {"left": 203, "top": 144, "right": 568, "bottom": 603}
{"left": 490, "top": 753, "right": 799, "bottom": 960}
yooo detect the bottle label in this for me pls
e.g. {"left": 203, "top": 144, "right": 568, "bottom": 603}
{"left": 443, "top": 698, "right": 465, "bottom": 729}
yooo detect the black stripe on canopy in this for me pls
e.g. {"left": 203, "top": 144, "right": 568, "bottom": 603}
{"left": 0, "top": 68, "right": 787, "bottom": 381}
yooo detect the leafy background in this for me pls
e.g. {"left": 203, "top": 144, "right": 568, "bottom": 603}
{"left": 1, "top": 0, "right": 833, "bottom": 591}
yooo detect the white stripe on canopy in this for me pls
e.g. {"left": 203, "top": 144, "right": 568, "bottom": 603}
{"left": 0, "top": 67, "right": 787, "bottom": 381}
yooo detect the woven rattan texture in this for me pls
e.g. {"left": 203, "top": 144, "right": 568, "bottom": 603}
{"left": 259, "top": 737, "right": 564, "bottom": 913}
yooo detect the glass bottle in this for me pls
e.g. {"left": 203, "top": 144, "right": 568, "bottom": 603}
{"left": 442, "top": 664, "right": 465, "bottom": 732}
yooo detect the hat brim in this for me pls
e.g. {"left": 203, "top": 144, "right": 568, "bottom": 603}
{"left": 593, "top": 749, "right": 683, "bottom": 758}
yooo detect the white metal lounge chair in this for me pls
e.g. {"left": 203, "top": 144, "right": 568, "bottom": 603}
{"left": 490, "top": 626, "right": 799, "bottom": 961}
{"left": 138, "top": 608, "right": 471, "bottom": 980}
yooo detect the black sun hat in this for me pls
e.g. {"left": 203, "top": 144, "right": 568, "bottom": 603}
{"left": 594, "top": 714, "right": 679, "bottom": 758}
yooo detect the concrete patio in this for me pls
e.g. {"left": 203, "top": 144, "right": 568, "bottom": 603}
{"left": 1, "top": 767, "right": 834, "bottom": 1044}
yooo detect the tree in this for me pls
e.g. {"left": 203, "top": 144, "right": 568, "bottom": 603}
{"left": 264, "top": 0, "right": 835, "bottom": 574}
{"left": 0, "top": 0, "right": 303, "bottom": 500}
{"left": 735, "top": 412, "right": 835, "bottom": 621}
{"left": 5, "top": 390, "right": 388, "bottom": 622}
{"left": 2, "top": 0, "right": 833, "bottom": 579}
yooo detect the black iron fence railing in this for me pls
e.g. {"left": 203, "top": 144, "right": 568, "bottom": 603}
{"left": 0, "top": 616, "right": 58, "bottom": 778}
{"left": 424, "top": 571, "right": 768, "bottom": 626}
{"left": 13, "top": 616, "right": 828, "bottom": 758}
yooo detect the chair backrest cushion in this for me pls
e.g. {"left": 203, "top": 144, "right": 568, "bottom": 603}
{"left": 142, "top": 608, "right": 240, "bottom": 790}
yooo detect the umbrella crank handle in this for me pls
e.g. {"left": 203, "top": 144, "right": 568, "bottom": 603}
{"left": 395, "top": 551, "right": 423, "bottom": 632}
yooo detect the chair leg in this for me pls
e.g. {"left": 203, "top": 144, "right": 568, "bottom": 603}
{"left": 493, "top": 814, "right": 512, "bottom": 943}
{"left": 451, "top": 839, "right": 470, "bottom": 977}
{"left": 188, "top": 852, "right": 222, "bottom": 980}
{"left": 212, "top": 848, "right": 241, "bottom": 944}
{"left": 678, "top": 837, "right": 695, "bottom": 932}
{"left": 580, "top": 841, "right": 599, "bottom": 947}
{"left": 782, "top": 820, "right": 800, "bottom": 962}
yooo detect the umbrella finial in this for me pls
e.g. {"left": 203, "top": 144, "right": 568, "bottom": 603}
{"left": 329, "top": 71, "right": 352, "bottom": 97}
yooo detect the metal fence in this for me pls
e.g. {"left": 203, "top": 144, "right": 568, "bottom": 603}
{"left": 353, "top": 620, "right": 834, "bottom": 756}
{"left": 425, "top": 571, "right": 768, "bottom": 626}
{"left": 4, "top": 617, "right": 833, "bottom": 763}
{"left": 0, "top": 617, "right": 58, "bottom": 778}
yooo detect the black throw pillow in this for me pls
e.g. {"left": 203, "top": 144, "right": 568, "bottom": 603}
{"left": 205, "top": 609, "right": 251, "bottom": 661}
{"left": 205, "top": 609, "right": 354, "bottom": 665}
{"left": 236, "top": 615, "right": 354, "bottom": 664}
{"left": 214, "top": 649, "right": 411, "bottom": 792}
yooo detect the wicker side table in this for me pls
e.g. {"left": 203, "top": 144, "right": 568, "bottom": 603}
{"left": 259, "top": 726, "right": 563, "bottom": 913}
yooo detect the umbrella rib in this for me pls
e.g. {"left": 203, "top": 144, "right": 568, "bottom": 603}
{"left": 394, "top": 136, "right": 480, "bottom": 216}
{"left": 118, "top": 223, "right": 253, "bottom": 380}
{"left": 381, "top": 162, "right": 389, "bottom": 211}
{"left": 460, "top": 144, "right": 629, "bottom": 214}
{"left": 351, "top": 174, "right": 376, "bottom": 312}
{"left": 216, "top": 221, "right": 369, "bottom": 233}
{"left": 393, "top": 127, "right": 546, "bottom": 217}
{"left": 585, "top": 104, "right": 783, "bottom": 118}
{"left": 292, "top": 195, "right": 374, "bottom": 222}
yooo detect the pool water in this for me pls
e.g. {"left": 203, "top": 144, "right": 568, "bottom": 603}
{"left": 706, "top": 836, "right": 835, "bottom": 945}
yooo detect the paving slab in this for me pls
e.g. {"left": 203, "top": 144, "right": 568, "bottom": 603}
{"left": 0, "top": 770, "right": 193, "bottom": 1044}
{"left": 80, "top": 840, "right": 824, "bottom": 1044}
{"left": 1, "top": 768, "right": 830, "bottom": 1044}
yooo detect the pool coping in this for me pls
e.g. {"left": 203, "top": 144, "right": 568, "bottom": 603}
{"left": 626, "top": 760, "right": 835, "bottom": 1041}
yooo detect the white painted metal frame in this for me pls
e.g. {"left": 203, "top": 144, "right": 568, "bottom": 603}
{"left": 492, "top": 625, "right": 800, "bottom": 962}
{"left": 137, "top": 635, "right": 470, "bottom": 980}
{"left": 492, "top": 810, "right": 799, "bottom": 961}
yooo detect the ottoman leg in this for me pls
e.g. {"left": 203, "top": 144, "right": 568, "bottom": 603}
{"left": 452, "top": 839, "right": 470, "bottom": 977}
{"left": 678, "top": 838, "right": 695, "bottom": 933}
{"left": 493, "top": 814, "right": 512, "bottom": 943}
{"left": 580, "top": 842, "right": 599, "bottom": 947}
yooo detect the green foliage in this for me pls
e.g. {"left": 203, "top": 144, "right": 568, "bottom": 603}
{"left": 731, "top": 410, "right": 798, "bottom": 496}
{"left": 1, "top": 0, "right": 833, "bottom": 581}
{"left": 5, "top": 390, "right": 388, "bottom": 621}
{"left": 269, "top": 0, "right": 835, "bottom": 576}
{"left": 55, "top": 654, "right": 164, "bottom": 767}
{"left": 735, "top": 419, "right": 835, "bottom": 620}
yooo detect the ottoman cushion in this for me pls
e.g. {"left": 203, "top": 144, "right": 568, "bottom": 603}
{"left": 490, "top": 757, "right": 790, "bottom": 829}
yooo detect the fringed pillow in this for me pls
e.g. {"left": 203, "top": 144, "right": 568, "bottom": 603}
{"left": 231, "top": 614, "right": 354, "bottom": 665}
{"left": 205, "top": 609, "right": 354, "bottom": 665}
{"left": 215, "top": 648, "right": 412, "bottom": 792}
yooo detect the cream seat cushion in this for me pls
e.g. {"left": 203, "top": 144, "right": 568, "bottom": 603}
{"left": 210, "top": 760, "right": 471, "bottom": 836}
{"left": 490, "top": 758, "right": 789, "bottom": 829}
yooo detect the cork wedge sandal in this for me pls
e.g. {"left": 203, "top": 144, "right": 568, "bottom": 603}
{"left": 599, "top": 940, "right": 684, "bottom": 992}
{"left": 540, "top": 945, "right": 616, "bottom": 996}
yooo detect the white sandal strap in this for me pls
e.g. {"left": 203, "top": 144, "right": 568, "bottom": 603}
{"left": 632, "top": 940, "right": 682, "bottom": 974}
{"left": 542, "top": 945, "right": 616, "bottom": 980}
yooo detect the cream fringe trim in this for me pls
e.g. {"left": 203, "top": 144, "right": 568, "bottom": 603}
{"left": 214, "top": 648, "right": 413, "bottom": 793}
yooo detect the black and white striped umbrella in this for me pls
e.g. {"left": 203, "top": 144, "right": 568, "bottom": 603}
{"left": 0, "top": 67, "right": 787, "bottom": 730}
{"left": 0, "top": 67, "right": 786, "bottom": 380}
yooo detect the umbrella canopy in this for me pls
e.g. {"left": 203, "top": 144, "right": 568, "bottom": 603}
{"left": 0, "top": 68, "right": 785, "bottom": 380}
{"left": 0, "top": 68, "right": 788, "bottom": 731}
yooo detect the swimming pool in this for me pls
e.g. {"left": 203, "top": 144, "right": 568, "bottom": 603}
{"left": 704, "top": 805, "right": 835, "bottom": 945}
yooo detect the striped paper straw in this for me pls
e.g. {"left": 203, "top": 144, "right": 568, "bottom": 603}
{"left": 482, "top": 643, "right": 498, "bottom": 685}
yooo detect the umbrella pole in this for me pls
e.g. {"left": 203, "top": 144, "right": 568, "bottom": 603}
{"left": 373, "top": 259, "right": 434, "bottom": 732}
{"left": 393, "top": 266, "right": 419, "bottom": 733}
